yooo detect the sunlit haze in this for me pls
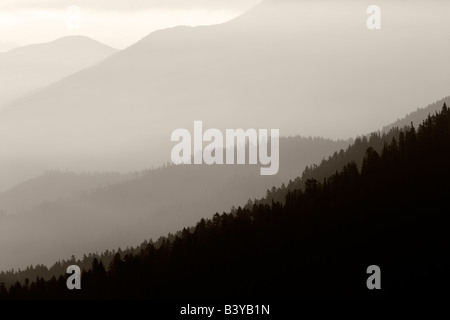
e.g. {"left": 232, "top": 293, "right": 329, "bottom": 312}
{"left": 0, "top": 0, "right": 260, "bottom": 48}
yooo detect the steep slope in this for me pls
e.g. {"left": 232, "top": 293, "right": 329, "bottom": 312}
{"left": 4, "top": 103, "right": 450, "bottom": 299}
{"left": 0, "top": 136, "right": 350, "bottom": 271}
{"left": 1, "top": 0, "right": 449, "bottom": 191}
{"left": 382, "top": 96, "right": 450, "bottom": 133}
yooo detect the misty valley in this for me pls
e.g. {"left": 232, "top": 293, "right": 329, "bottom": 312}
{"left": 0, "top": 0, "right": 449, "bottom": 303}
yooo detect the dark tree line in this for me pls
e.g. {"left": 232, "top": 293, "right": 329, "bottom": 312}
{"left": 0, "top": 235, "right": 179, "bottom": 288}
{"left": 258, "top": 126, "right": 404, "bottom": 206}
{"left": 1, "top": 104, "right": 449, "bottom": 299}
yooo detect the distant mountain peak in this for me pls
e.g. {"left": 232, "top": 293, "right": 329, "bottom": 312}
{"left": 7, "top": 35, "right": 117, "bottom": 53}
{"left": 49, "top": 35, "right": 116, "bottom": 49}
{"left": 0, "top": 34, "right": 118, "bottom": 116}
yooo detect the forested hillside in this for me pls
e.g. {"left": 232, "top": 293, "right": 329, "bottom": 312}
{"left": 0, "top": 136, "right": 349, "bottom": 272}
{"left": 2, "top": 103, "right": 449, "bottom": 299}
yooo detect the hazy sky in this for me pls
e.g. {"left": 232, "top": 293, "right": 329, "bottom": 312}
{"left": 0, "top": 0, "right": 261, "bottom": 49}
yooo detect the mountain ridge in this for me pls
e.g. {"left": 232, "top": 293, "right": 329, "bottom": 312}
{"left": 3, "top": 102, "right": 449, "bottom": 298}
{"left": 0, "top": 35, "right": 118, "bottom": 111}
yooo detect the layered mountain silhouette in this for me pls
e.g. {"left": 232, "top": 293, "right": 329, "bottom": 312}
{"left": 1, "top": 0, "right": 449, "bottom": 192}
{"left": 2, "top": 93, "right": 444, "bottom": 218}
{"left": 3, "top": 103, "right": 449, "bottom": 299}
{"left": 0, "top": 136, "right": 349, "bottom": 271}
{"left": 1, "top": 0, "right": 450, "bottom": 290}
{"left": 0, "top": 36, "right": 117, "bottom": 110}
{"left": 1, "top": 92, "right": 445, "bottom": 272}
